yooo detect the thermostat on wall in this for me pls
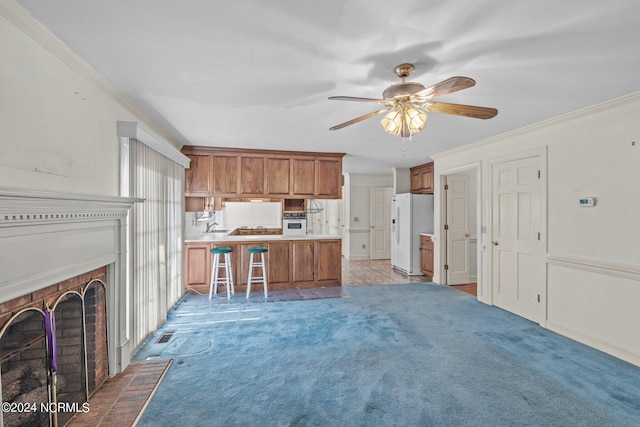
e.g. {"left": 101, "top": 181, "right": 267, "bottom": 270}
{"left": 578, "top": 197, "right": 595, "bottom": 207}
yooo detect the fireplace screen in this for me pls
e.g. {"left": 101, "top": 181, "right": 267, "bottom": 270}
{"left": 0, "top": 278, "right": 108, "bottom": 427}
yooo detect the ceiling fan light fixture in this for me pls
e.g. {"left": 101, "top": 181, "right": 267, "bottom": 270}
{"left": 329, "top": 65, "right": 496, "bottom": 137}
{"left": 380, "top": 106, "right": 427, "bottom": 138}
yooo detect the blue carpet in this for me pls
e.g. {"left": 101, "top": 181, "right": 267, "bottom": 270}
{"left": 134, "top": 283, "right": 640, "bottom": 426}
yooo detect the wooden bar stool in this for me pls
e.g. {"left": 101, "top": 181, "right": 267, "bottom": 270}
{"left": 246, "top": 247, "right": 268, "bottom": 299}
{"left": 209, "top": 246, "right": 234, "bottom": 300}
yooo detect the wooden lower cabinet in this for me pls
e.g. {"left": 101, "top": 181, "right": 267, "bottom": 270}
{"left": 315, "top": 240, "right": 341, "bottom": 284}
{"left": 184, "top": 238, "right": 341, "bottom": 293}
{"left": 184, "top": 243, "right": 240, "bottom": 295}
{"left": 266, "top": 241, "right": 290, "bottom": 287}
{"left": 184, "top": 244, "right": 211, "bottom": 289}
{"left": 292, "top": 241, "right": 315, "bottom": 287}
{"left": 420, "top": 235, "right": 434, "bottom": 278}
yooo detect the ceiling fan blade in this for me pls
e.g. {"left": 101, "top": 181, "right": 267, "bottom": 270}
{"left": 423, "top": 101, "right": 498, "bottom": 119}
{"left": 413, "top": 76, "right": 476, "bottom": 100}
{"left": 329, "top": 96, "right": 386, "bottom": 103}
{"left": 329, "top": 109, "right": 389, "bottom": 130}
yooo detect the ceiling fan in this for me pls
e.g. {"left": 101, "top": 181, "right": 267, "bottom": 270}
{"left": 329, "top": 63, "right": 498, "bottom": 138}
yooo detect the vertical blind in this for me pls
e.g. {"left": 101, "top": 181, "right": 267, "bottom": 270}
{"left": 126, "top": 139, "right": 184, "bottom": 350}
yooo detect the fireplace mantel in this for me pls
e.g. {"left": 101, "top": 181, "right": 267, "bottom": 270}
{"left": 0, "top": 186, "right": 143, "bottom": 374}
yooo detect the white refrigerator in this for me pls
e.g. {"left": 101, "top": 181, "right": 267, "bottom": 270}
{"left": 391, "top": 193, "right": 434, "bottom": 275}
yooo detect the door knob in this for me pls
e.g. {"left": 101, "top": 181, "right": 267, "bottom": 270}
{"left": 465, "top": 233, "right": 471, "bottom": 237}
{"left": 492, "top": 241, "right": 499, "bottom": 246}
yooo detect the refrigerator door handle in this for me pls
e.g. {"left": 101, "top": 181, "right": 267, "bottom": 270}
{"left": 396, "top": 206, "right": 400, "bottom": 244}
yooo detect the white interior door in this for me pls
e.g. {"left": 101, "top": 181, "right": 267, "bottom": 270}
{"left": 446, "top": 175, "right": 470, "bottom": 285}
{"left": 309, "top": 200, "right": 324, "bottom": 234}
{"left": 491, "top": 154, "right": 544, "bottom": 323}
{"left": 326, "top": 199, "right": 343, "bottom": 236}
{"left": 370, "top": 187, "right": 393, "bottom": 259}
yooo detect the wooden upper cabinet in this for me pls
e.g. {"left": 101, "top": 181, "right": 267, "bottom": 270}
{"left": 239, "top": 156, "right": 265, "bottom": 195}
{"left": 315, "top": 158, "right": 342, "bottom": 198}
{"left": 212, "top": 155, "right": 239, "bottom": 194}
{"left": 184, "top": 154, "right": 211, "bottom": 196}
{"left": 410, "top": 170, "right": 421, "bottom": 194}
{"left": 266, "top": 157, "right": 291, "bottom": 196}
{"left": 291, "top": 158, "right": 315, "bottom": 196}
{"left": 180, "top": 146, "right": 345, "bottom": 199}
{"left": 410, "top": 161, "right": 434, "bottom": 194}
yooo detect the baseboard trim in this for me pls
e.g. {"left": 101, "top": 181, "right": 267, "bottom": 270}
{"left": 546, "top": 321, "right": 640, "bottom": 368}
{"left": 344, "top": 254, "right": 370, "bottom": 261}
{"left": 547, "top": 253, "right": 640, "bottom": 281}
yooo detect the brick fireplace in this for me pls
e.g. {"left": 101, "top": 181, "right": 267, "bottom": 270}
{"left": 0, "top": 187, "right": 141, "bottom": 426}
{"left": 0, "top": 267, "right": 109, "bottom": 426}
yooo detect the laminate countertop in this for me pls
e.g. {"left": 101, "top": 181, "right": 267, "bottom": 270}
{"left": 184, "top": 231, "right": 341, "bottom": 243}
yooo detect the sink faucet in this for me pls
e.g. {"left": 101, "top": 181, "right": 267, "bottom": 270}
{"left": 205, "top": 222, "right": 219, "bottom": 233}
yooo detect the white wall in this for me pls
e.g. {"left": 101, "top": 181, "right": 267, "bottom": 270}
{"left": 0, "top": 6, "right": 185, "bottom": 372}
{"left": 432, "top": 92, "right": 640, "bottom": 366}
{"left": 0, "top": 10, "right": 180, "bottom": 195}
{"left": 343, "top": 173, "right": 393, "bottom": 259}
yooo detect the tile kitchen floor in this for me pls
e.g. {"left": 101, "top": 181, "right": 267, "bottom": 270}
{"left": 342, "top": 258, "right": 432, "bottom": 286}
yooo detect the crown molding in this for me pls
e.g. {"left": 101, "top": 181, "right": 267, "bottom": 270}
{"left": 432, "top": 90, "right": 640, "bottom": 160}
{"left": 0, "top": 0, "right": 184, "bottom": 151}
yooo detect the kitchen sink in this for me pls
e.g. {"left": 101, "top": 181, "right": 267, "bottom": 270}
{"left": 207, "top": 229, "right": 230, "bottom": 233}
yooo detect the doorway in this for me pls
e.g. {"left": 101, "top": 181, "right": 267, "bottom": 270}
{"left": 490, "top": 151, "right": 546, "bottom": 323}
{"left": 369, "top": 187, "right": 393, "bottom": 260}
{"left": 442, "top": 167, "right": 479, "bottom": 295}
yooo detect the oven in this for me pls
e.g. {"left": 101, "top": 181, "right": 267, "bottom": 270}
{"left": 282, "top": 212, "right": 307, "bottom": 235}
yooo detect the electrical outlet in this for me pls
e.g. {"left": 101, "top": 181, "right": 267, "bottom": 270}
{"left": 362, "top": 244, "right": 366, "bottom": 249}
{"left": 354, "top": 216, "right": 359, "bottom": 222}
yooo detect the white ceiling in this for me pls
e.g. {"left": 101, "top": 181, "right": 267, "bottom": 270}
{"left": 15, "top": 0, "right": 640, "bottom": 173}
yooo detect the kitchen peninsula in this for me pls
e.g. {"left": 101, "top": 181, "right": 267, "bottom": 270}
{"left": 184, "top": 231, "right": 342, "bottom": 294}
{"left": 181, "top": 146, "right": 345, "bottom": 294}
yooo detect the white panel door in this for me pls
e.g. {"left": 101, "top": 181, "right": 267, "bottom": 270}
{"left": 492, "top": 154, "right": 544, "bottom": 323}
{"left": 446, "top": 175, "right": 470, "bottom": 285}
{"left": 326, "top": 199, "right": 343, "bottom": 236}
{"left": 370, "top": 187, "right": 393, "bottom": 259}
